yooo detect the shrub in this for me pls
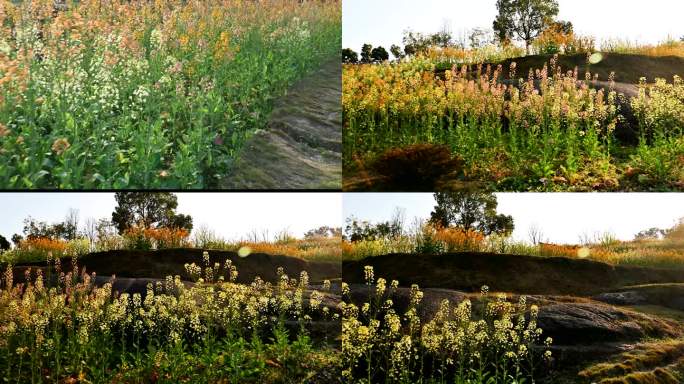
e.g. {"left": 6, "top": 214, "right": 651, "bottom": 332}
{"left": 123, "top": 226, "right": 190, "bottom": 250}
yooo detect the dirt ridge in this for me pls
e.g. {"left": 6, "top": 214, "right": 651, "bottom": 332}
{"left": 223, "top": 58, "right": 342, "bottom": 189}
{"left": 13, "top": 248, "right": 341, "bottom": 284}
{"left": 343, "top": 252, "right": 684, "bottom": 296}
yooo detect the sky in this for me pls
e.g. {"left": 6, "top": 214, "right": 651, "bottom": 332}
{"left": 4, "top": 193, "right": 684, "bottom": 245}
{"left": 343, "top": 193, "right": 684, "bottom": 244}
{"left": 0, "top": 193, "right": 342, "bottom": 241}
{"left": 343, "top": 0, "right": 684, "bottom": 53}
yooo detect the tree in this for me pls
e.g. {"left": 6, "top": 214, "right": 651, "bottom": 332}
{"left": 370, "top": 46, "right": 389, "bottom": 62}
{"left": 493, "top": 0, "right": 559, "bottom": 54}
{"left": 83, "top": 217, "right": 98, "bottom": 243}
{"left": 552, "top": 20, "right": 573, "bottom": 35}
{"left": 342, "top": 48, "right": 358, "bottom": 63}
{"left": 403, "top": 31, "right": 429, "bottom": 56}
{"left": 429, "top": 24, "right": 453, "bottom": 48}
{"left": 402, "top": 29, "right": 459, "bottom": 57}
{"left": 62, "top": 208, "right": 79, "bottom": 241}
{"left": 534, "top": 19, "right": 574, "bottom": 54}
{"left": 527, "top": 223, "right": 546, "bottom": 245}
{"left": 344, "top": 216, "right": 402, "bottom": 242}
{"left": 390, "top": 44, "right": 404, "bottom": 60}
{"left": 95, "top": 218, "right": 117, "bottom": 240}
{"left": 111, "top": 192, "right": 193, "bottom": 234}
{"left": 304, "top": 226, "right": 342, "bottom": 239}
{"left": 19, "top": 209, "right": 79, "bottom": 241}
{"left": 634, "top": 227, "right": 665, "bottom": 240}
{"left": 360, "top": 43, "right": 373, "bottom": 63}
{"left": 429, "top": 192, "right": 514, "bottom": 236}
{"left": 0, "top": 235, "right": 9, "bottom": 251}
{"left": 11, "top": 234, "right": 23, "bottom": 247}
{"left": 22, "top": 217, "right": 57, "bottom": 240}
{"left": 469, "top": 28, "right": 493, "bottom": 49}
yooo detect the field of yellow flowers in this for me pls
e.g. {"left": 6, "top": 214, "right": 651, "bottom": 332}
{"left": 0, "top": 0, "right": 341, "bottom": 188}
{"left": 343, "top": 55, "right": 684, "bottom": 191}
{"left": 0, "top": 252, "right": 340, "bottom": 383}
{"left": 341, "top": 266, "right": 553, "bottom": 383}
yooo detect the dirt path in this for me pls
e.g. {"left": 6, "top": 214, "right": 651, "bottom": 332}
{"left": 223, "top": 59, "right": 341, "bottom": 189}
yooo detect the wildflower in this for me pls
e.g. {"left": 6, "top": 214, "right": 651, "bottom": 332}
{"left": 150, "top": 28, "right": 163, "bottom": 48}
{"left": 341, "top": 282, "right": 350, "bottom": 296}
{"left": 0, "top": 123, "right": 10, "bottom": 137}
{"left": 364, "top": 266, "right": 374, "bottom": 284}
{"left": 51, "top": 138, "right": 71, "bottom": 155}
{"left": 376, "top": 278, "right": 386, "bottom": 297}
{"left": 361, "top": 303, "right": 370, "bottom": 314}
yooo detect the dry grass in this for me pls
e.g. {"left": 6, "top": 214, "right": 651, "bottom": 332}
{"left": 578, "top": 339, "right": 684, "bottom": 384}
{"left": 601, "top": 38, "right": 684, "bottom": 58}
{"left": 343, "top": 222, "right": 684, "bottom": 269}
{"left": 1, "top": 233, "right": 341, "bottom": 265}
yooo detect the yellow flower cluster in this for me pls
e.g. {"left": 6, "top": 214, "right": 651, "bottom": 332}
{"left": 341, "top": 266, "right": 552, "bottom": 382}
{"left": 343, "top": 55, "right": 618, "bottom": 138}
{"left": 0, "top": 251, "right": 337, "bottom": 381}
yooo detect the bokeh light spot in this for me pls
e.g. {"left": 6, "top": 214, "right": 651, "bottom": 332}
{"left": 238, "top": 246, "right": 252, "bottom": 258}
{"left": 588, "top": 53, "right": 603, "bottom": 65}
{"left": 577, "top": 247, "right": 591, "bottom": 258}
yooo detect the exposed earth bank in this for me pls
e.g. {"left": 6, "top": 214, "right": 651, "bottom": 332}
{"left": 13, "top": 248, "right": 341, "bottom": 284}
{"left": 224, "top": 58, "right": 342, "bottom": 189}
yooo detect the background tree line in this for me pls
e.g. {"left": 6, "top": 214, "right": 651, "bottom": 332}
{"left": 343, "top": 0, "right": 573, "bottom": 63}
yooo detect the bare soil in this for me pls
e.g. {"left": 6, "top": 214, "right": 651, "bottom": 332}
{"left": 343, "top": 252, "right": 684, "bottom": 296}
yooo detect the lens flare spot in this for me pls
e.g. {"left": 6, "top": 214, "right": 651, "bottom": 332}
{"left": 588, "top": 53, "right": 603, "bottom": 65}
{"left": 238, "top": 246, "right": 252, "bottom": 258}
{"left": 577, "top": 247, "right": 591, "bottom": 259}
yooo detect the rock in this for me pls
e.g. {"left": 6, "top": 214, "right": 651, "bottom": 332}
{"left": 536, "top": 303, "right": 678, "bottom": 345}
{"left": 593, "top": 291, "right": 649, "bottom": 306}
{"left": 347, "top": 284, "right": 469, "bottom": 320}
{"left": 599, "top": 284, "right": 684, "bottom": 311}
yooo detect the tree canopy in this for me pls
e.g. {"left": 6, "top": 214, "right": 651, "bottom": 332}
{"left": 370, "top": 46, "right": 389, "bottom": 62}
{"left": 429, "top": 192, "right": 514, "bottom": 236}
{"left": 111, "top": 192, "right": 193, "bottom": 234}
{"left": 390, "top": 44, "right": 404, "bottom": 60}
{"left": 20, "top": 209, "right": 79, "bottom": 241}
{"left": 342, "top": 48, "right": 358, "bottom": 63}
{"left": 360, "top": 43, "right": 373, "bottom": 63}
{"left": 493, "top": 0, "right": 559, "bottom": 54}
{"left": 0, "top": 235, "right": 9, "bottom": 251}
